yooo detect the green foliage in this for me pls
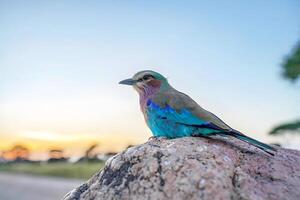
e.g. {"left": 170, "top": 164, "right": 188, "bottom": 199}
{"left": 269, "top": 41, "right": 300, "bottom": 135}
{"left": 270, "top": 120, "right": 300, "bottom": 135}
{"left": 282, "top": 41, "right": 300, "bottom": 82}
{"left": 0, "top": 162, "right": 104, "bottom": 180}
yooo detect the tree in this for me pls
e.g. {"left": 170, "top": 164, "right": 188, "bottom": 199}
{"left": 2, "top": 144, "right": 30, "bottom": 161}
{"left": 282, "top": 41, "right": 300, "bottom": 82}
{"left": 270, "top": 120, "right": 300, "bottom": 135}
{"left": 85, "top": 143, "right": 99, "bottom": 160}
{"left": 48, "top": 149, "right": 67, "bottom": 162}
{"left": 269, "top": 41, "right": 300, "bottom": 135}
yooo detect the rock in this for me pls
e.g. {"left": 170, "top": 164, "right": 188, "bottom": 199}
{"left": 64, "top": 137, "right": 300, "bottom": 200}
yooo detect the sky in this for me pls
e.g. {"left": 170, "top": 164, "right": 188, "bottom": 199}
{"left": 1, "top": 0, "right": 300, "bottom": 159}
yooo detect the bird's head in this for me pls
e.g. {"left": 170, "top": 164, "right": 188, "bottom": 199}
{"left": 119, "top": 70, "right": 169, "bottom": 94}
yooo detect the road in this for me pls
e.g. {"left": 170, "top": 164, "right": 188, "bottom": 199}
{"left": 0, "top": 172, "right": 84, "bottom": 200}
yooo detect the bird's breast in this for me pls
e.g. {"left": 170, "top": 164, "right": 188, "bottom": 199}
{"left": 143, "top": 99, "right": 199, "bottom": 138}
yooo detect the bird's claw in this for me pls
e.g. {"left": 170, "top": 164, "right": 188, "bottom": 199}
{"left": 148, "top": 136, "right": 168, "bottom": 141}
{"left": 148, "top": 136, "right": 157, "bottom": 141}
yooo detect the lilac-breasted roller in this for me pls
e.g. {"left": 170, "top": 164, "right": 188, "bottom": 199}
{"left": 119, "top": 70, "right": 276, "bottom": 155}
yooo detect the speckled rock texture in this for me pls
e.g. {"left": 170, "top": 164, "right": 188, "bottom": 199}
{"left": 64, "top": 137, "right": 300, "bottom": 200}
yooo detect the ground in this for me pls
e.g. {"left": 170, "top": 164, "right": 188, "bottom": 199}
{"left": 0, "top": 161, "right": 104, "bottom": 179}
{"left": 0, "top": 172, "right": 83, "bottom": 200}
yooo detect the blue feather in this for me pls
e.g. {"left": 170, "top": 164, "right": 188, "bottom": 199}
{"left": 146, "top": 100, "right": 219, "bottom": 138}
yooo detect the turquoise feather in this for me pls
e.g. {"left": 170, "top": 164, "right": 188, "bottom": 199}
{"left": 119, "top": 70, "right": 277, "bottom": 155}
{"left": 146, "top": 100, "right": 219, "bottom": 138}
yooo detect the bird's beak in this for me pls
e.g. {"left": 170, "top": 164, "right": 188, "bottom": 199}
{"left": 119, "top": 78, "right": 136, "bottom": 85}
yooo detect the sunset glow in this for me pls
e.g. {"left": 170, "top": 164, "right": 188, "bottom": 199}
{"left": 1, "top": 1, "right": 300, "bottom": 160}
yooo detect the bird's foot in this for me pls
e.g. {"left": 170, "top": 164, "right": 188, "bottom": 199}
{"left": 158, "top": 136, "right": 168, "bottom": 140}
{"left": 148, "top": 136, "right": 168, "bottom": 141}
{"left": 148, "top": 136, "right": 158, "bottom": 141}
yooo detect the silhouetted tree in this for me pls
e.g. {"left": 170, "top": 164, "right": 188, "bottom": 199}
{"left": 2, "top": 144, "right": 30, "bottom": 161}
{"left": 0, "top": 151, "right": 6, "bottom": 163}
{"left": 77, "top": 143, "right": 100, "bottom": 163}
{"left": 85, "top": 143, "right": 103, "bottom": 162}
{"left": 48, "top": 149, "right": 67, "bottom": 162}
{"left": 269, "top": 41, "right": 300, "bottom": 135}
{"left": 85, "top": 144, "right": 98, "bottom": 159}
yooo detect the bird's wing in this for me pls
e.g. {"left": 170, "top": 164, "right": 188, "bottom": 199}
{"left": 152, "top": 89, "right": 232, "bottom": 131}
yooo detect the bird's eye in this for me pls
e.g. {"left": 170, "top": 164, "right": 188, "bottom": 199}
{"left": 143, "top": 75, "right": 153, "bottom": 81}
{"left": 137, "top": 78, "right": 143, "bottom": 82}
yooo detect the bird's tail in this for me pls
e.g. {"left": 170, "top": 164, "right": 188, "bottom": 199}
{"left": 220, "top": 130, "right": 277, "bottom": 156}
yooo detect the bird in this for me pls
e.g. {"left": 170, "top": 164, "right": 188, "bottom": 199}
{"left": 119, "top": 70, "right": 276, "bottom": 155}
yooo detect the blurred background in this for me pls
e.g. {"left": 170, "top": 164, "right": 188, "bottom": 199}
{"left": 0, "top": 0, "right": 299, "bottom": 199}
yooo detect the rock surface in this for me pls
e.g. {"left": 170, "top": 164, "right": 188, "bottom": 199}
{"left": 64, "top": 137, "right": 300, "bottom": 200}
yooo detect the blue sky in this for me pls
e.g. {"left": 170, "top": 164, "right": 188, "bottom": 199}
{"left": 0, "top": 0, "right": 300, "bottom": 154}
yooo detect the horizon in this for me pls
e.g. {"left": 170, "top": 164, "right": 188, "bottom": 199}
{"left": 1, "top": 1, "right": 300, "bottom": 159}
